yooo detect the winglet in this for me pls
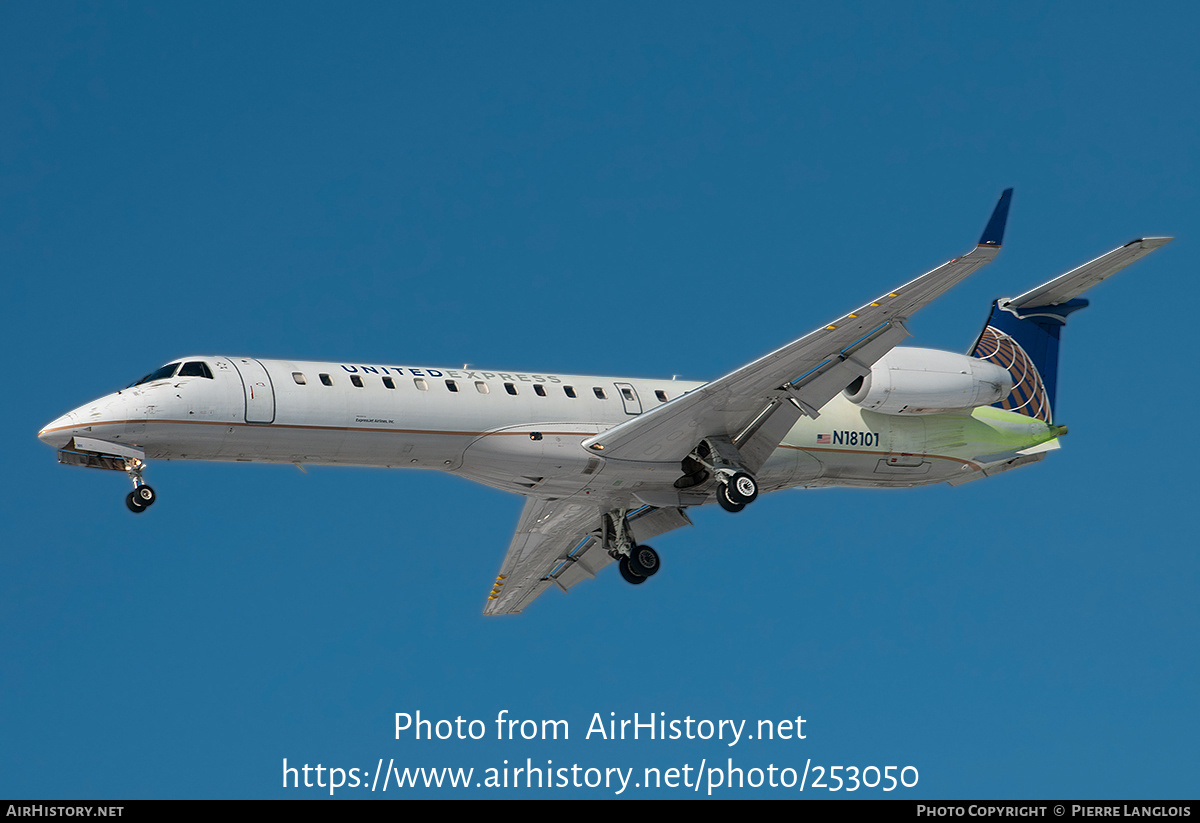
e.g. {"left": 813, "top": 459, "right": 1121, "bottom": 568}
{"left": 978, "top": 188, "right": 1013, "bottom": 247}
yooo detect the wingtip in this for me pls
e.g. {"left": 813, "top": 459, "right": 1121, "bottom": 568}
{"left": 1132, "top": 236, "right": 1173, "bottom": 248}
{"left": 978, "top": 188, "right": 1014, "bottom": 247}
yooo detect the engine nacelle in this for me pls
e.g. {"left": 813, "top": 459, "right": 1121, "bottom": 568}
{"left": 843, "top": 347, "right": 1013, "bottom": 415}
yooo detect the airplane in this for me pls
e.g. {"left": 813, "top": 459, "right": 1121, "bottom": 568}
{"left": 37, "top": 190, "right": 1171, "bottom": 614}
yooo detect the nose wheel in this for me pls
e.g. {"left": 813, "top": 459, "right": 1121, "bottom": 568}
{"left": 122, "top": 457, "right": 156, "bottom": 514}
{"left": 125, "top": 485, "right": 157, "bottom": 513}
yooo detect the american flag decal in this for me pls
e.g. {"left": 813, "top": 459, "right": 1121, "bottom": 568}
{"left": 816, "top": 434, "right": 831, "bottom": 444}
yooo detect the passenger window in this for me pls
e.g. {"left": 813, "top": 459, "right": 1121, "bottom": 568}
{"left": 446, "top": 380, "right": 459, "bottom": 393}
{"left": 656, "top": 390, "right": 668, "bottom": 402}
{"left": 351, "top": 375, "right": 364, "bottom": 388}
{"left": 414, "top": 378, "right": 429, "bottom": 391}
{"left": 293, "top": 372, "right": 307, "bottom": 385}
{"left": 564, "top": 386, "right": 577, "bottom": 398}
{"left": 504, "top": 383, "right": 518, "bottom": 395}
{"left": 475, "top": 381, "right": 489, "bottom": 394}
{"left": 534, "top": 385, "right": 546, "bottom": 397}
{"left": 620, "top": 387, "right": 635, "bottom": 402}
{"left": 179, "top": 361, "right": 214, "bottom": 379}
{"left": 383, "top": 376, "right": 395, "bottom": 389}
{"left": 319, "top": 374, "right": 333, "bottom": 386}
{"left": 593, "top": 387, "right": 607, "bottom": 400}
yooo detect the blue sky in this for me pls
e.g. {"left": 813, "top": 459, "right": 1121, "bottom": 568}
{"left": 2, "top": 2, "right": 1196, "bottom": 799}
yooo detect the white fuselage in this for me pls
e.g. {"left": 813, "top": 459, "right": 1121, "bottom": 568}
{"left": 38, "top": 355, "right": 1056, "bottom": 507}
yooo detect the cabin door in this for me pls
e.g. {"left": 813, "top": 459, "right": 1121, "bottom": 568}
{"left": 230, "top": 358, "right": 276, "bottom": 424}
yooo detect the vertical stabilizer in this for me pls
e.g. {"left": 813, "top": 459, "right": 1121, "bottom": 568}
{"left": 968, "top": 299, "right": 1086, "bottom": 423}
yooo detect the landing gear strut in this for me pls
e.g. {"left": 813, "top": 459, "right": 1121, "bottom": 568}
{"left": 717, "top": 469, "right": 758, "bottom": 512}
{"left": 123, "top": 458, "right": 156, "bottom": 514}
{"left": 605, "top": 509, "right": 660, "bottom": 586}
{"left": 683, "top": 438, "right": 761, "bottom": 514}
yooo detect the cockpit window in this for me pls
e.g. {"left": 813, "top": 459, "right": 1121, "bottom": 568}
{"left": 178, "top": 361, "right": 214, "bottom": 379}
{"left": 134, "top": 362, "right": 181, "bottom": 385}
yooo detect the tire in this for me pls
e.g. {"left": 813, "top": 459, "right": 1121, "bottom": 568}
{"left": 628, "top": 545, "right": 660, "bottom": 577}
{"left": 134, "top": 485, "right": 156, "bottom": 506}
{"left": 619, "top": 556, "right": 647, "bottom": 585}
{"left": 717, "top": 485, "right": 746, "bottom": 513}
{"left": 126, "top": 491, "right": 147, "bottom": 513}
{"left": 726, "top": 471, "right": 758, "bottom": 505}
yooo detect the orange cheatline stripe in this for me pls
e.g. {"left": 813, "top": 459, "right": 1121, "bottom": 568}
{"left": 41, "top": 419, "right": 593, "bottom": 438}
{"left": 48, "top": 419, "right": 986, "bottom": 472}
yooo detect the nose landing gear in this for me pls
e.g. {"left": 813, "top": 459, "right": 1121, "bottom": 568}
{"left": 125, "top": 486, "right": 157, "bottom": 513}
{"left": 123, "top": 458, "right": 156, "bottom": 514}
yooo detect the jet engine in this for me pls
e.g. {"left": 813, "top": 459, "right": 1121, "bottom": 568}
{"left": 843, "top": 347, "right": 1013, "bottom": 415}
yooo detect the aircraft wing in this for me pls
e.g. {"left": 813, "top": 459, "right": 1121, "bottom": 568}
{"left": 581, "top": 190, "right": 1014, "bottom": 470}
{"left": 484, "top": 497, "right": 691, "bottom": 615}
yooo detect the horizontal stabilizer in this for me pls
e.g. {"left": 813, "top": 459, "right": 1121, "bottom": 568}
{"left": 1006, "top": 237, "right": 1172, "bottom": 309}
{"left": 971, "top": 236, "right": 1171, "bottom": 424}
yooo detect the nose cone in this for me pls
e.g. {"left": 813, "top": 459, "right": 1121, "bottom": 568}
{"left": 39, "top": 390, "right": 140, "bottom": 449}
{"left": 38, "top": 410, "right": 79, "bottom": 449}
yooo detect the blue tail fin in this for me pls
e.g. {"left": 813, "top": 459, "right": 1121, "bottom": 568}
{"left": 968, "top": 299, "right": 1087, "bottom": 424}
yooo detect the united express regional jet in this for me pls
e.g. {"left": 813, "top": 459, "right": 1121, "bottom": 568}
{"left": 37, "top": 191, "right": 1171, "bottom": 614}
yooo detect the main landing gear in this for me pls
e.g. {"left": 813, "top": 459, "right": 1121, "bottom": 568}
{"left": 618, "top": 544, "right": 661, "bottom": 585}
{"left": 680, "top": 438, "right": 761, "bottom": 514}
{"left": 717, "top": 470, "right": 759, "bottom": 513}
{"left": 605, "top": 509, "right": 661, "bottom": 586}
{"left": 123, "top": 458, "right": 157, "bottom": 514}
